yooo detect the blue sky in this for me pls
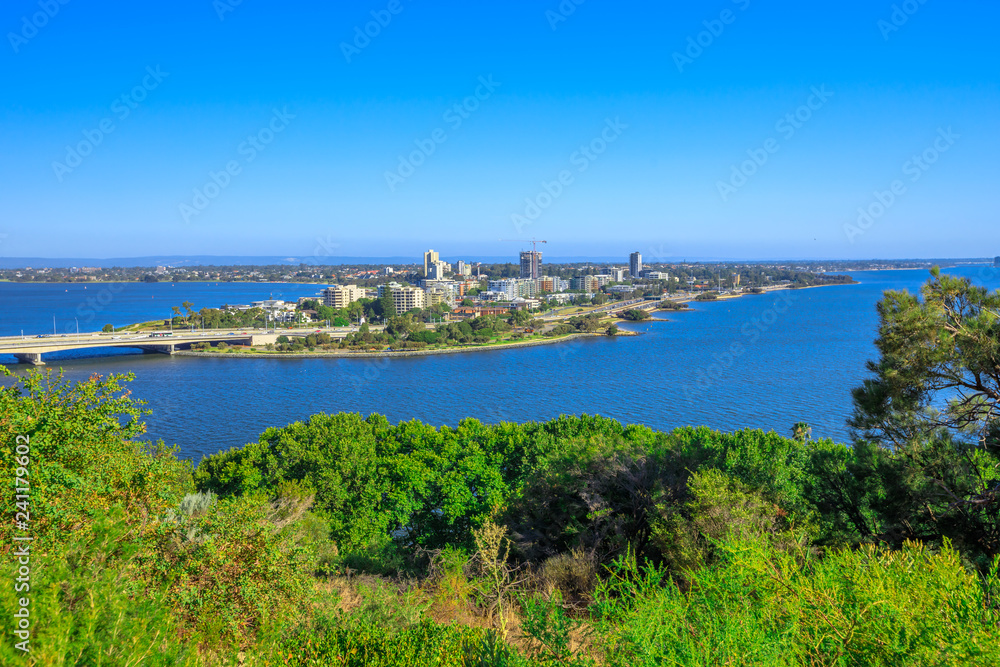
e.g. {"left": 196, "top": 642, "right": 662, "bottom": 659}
{"left": 1, "top": 0, "right": 997, "bottom": 261}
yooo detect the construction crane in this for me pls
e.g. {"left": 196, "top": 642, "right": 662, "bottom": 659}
{"left": 498, "top": 238, "right": 547, "bottom": 253}
{"left": 499, "top": 238, "right": 547, "bottom": 279}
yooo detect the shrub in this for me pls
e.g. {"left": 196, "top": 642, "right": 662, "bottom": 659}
{"left": 539, "top": 548, "right": 597, "bottom": 606}
{"left": 594, "top": 538, "right": 1000, "bottom": 667}
{"left": 0, "top": 368, "right": 190, "bottom": 550}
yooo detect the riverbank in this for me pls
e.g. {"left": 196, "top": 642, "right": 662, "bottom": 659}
{"left": 174, "top": 330, "right": 634, "bottom": 360}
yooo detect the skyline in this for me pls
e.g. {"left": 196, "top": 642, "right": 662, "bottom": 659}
{"left": 2, "top": 0, "right": 998, "bottom": 260}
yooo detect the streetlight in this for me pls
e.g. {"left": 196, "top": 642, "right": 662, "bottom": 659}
{"left": 75, "top": 318, "right": 79, "bottom": 337}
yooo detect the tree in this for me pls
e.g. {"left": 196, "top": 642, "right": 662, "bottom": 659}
{"left": 621, "top": 309, "right": 650, "bottom": 321}
{"left": 102, "top": 324, "right": 114, "bottom": 333}
{"left": 847, "top": 269, "right": 1000, "bottom": 564}
{"left": 607, "top": 325, "right": 618, "bottom": 336}
{"left": 850, "top": 268, "right": 1000, "bottom": 447}
{"left": 509, "top": 309, "right": 531, "bottom": 327}
{"left": 376, "top": 296, "right": 397, "bottom": 320}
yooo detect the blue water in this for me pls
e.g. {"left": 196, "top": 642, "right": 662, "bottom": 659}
{"left": 2, "top": 266, "right": 997, "bottom": 461}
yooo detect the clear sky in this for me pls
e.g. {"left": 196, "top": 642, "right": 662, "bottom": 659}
{"left": 1, "top": 0, "right": 997, "bottom": 261}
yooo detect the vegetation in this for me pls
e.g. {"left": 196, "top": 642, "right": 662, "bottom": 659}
{"left": 619, "top": 308, "right": 650, "bottom": 321}
{"left": 2, "top": 269, "right": 998, "bottom": 665}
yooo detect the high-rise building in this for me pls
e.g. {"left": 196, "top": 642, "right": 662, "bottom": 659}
{"left": 629, "top": 252, "right": 642, "bottom": 278}
{"left": 427, "top": 260, "right": 448, "bottom": 280}
{"left": 423, "top": 249, "right": 440, "bottom": 277}
{"left": 520, "top": 251, "right": 543, "bottom": 279}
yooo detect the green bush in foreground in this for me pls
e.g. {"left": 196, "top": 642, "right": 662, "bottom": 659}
{"left": 595, "top": 537, "right": 1000, "bottom": 666}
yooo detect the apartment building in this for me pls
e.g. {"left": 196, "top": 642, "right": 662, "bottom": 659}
{"left": 322, "top": 285, "right": 364, "bottom": 308}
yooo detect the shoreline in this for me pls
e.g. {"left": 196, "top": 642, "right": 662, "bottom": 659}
{"left": 173, "top": 331, "right": 627, "bottom": 360}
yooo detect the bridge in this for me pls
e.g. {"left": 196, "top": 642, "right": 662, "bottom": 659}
{"left": 0, "top": 329, "right": 352, "bottom": 365}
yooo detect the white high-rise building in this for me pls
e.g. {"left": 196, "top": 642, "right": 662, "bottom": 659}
{"left": 427, "top": 260, "right": 448, "bottom": 280}
{"left": 423, "top": 249, "right": 440, "bottom": 277}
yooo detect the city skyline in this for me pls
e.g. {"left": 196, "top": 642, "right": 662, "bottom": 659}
{"left": 2, "top": 1, "right": 998, "bottom": 261}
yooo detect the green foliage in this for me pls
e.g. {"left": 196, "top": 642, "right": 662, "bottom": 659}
{"left": 619, "top": 309, "right": 649, "bottom": 321}
{"left": 0, "top": 367, "right": 191, "bottom": 550}
{"left": 0, "top": 510, "right": 199, "bottom": 667}
{"left": 278, "top": 620, "right": 526, "bottom": 667}
{"left": 147, "top": 492, "right": 316, "bottom": 643}
{"left": 520, "top": 591, "right": 591, "bottom": 665}
{"left": 594, "top": 537, "right": 1000, "bottom": 667}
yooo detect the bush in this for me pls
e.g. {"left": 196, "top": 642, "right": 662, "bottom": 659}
{"left": 0, "top": 511, "right": 198, "bottom": 666}
{"left": 539, "top": 549, "right": 597, "bottom": 605}
{"left": 0, "top": 368, "right": 190, "bottom": 550}
{"left": 594, "top": 538, "right": 1000, "bottom": 666}
{"left": 620, "top": 309, "right": 649, "bottom": 321}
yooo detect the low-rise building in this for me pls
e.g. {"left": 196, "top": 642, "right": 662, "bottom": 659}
{"left": 537, "top": 276, "right": 569, "bottom": 293}
{"left": 389, "top": 284, "right": 425, "bottom": 312}
{"left": 322, "top": 285, "right": 364, "bottom": 309}
{"left": 488, "top": 278, "right": 536, "bottom": 300}
{"left": 570, "top": 275, "right": 600, "bottom": 291}
{"left": 450, "top": 305, "right": 511, "bottom": 318}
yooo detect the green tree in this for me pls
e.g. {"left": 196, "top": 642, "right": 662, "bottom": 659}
{"left": 850, "top": 268, "right": 1000, "bottom": 447}
{"left": 102, "top": 323, "right": 114, "bottom": 332}
{"left": 847, "top": 269, "right": 1000, "bottom": 565}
